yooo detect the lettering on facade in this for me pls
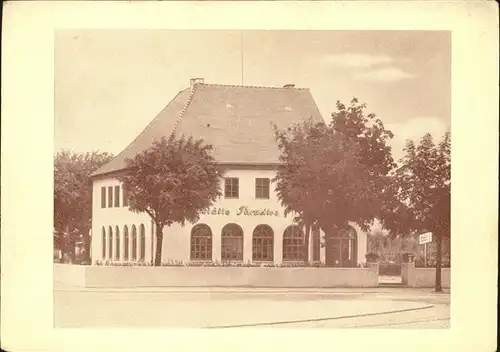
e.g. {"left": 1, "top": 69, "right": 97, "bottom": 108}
{"left": 199, "top": 206, "right": 280, "bottom": 217}
{"left": 199, "top": 207, "right": 231, "bottom": 216}
{"left": 236, "top": 206, "right": 279, "bottom": 217}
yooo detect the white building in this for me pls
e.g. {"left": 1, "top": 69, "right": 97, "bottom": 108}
{"left": 90, "top": 79, "right": 368, "bottom": 266}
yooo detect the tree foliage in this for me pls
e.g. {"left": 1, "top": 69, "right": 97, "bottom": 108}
{"left": 119, "top": 134, "right": 222, "bottom": 266}
{"left": 380, "top": 132, "right": 451, "bottom": 291}
{"left": 54, "top": 150, "right": 114, "bottom": 262}
{"left": 273, "top": 98, "right": 395, "bottom": 261}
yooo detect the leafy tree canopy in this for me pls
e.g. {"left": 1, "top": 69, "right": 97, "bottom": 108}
{"left": 54, "top": 150, "right": 114, "bottom": 261}
{"left": 379, "top": 131, "right": 450, "bottom": 291}
{"left": 119, "top": 133, "right": 222, "bottom": 266}
{"left": 273, "top": 98, "right": 395, "bottom": 237}
{"left": 380, "top": 132, "right": 451, "bottom": 239}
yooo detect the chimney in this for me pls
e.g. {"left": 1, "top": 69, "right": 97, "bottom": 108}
{"left": 190, "top": 78, "right": 204, "bottom": 91}
{"left": 283, "top": 84, "right": 295, "bottom": 88}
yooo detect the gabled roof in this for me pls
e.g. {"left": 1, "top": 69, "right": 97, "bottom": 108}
{"left": 92, "top": 82, "right": 324, "bottom": 177}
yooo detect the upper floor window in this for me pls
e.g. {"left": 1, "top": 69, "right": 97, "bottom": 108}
{"left": 123, "top": 185, "right": 129, "bottom": 207}
{"left": 107, "top": 186, "right": 113, "bottom": 208}
{"left": 255, "top": 178, "right": 270, "bottom": 199}
{"left": 224, "top": 178, "right": 239, "bottom": 198}
{"left": 114, "top": 186, "right": 120, "bottom": 207}
{"left": 101, "top": 187, "right": 106, "bottom": 208}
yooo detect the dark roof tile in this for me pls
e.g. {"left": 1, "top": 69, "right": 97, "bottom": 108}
{"left": 92, "top": 83, "right": 323, "bottom": 177}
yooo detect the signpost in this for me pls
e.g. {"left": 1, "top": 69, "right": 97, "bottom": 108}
{"left": 419, "top": 232, "right": 433, "bottom": 267}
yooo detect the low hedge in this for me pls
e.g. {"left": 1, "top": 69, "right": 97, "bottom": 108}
{"left": 92, "top": 260, "right": 371, "bottom": 268}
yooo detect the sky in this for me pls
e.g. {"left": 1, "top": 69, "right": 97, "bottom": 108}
{"left": 54, "top": 30, "right": 451, "bottom": 161}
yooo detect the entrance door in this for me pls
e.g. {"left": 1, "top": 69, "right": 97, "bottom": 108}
{"left": 325, "top": 226, "right": 357, "bottom": 267}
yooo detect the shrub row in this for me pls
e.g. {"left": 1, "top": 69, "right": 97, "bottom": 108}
{"left": 91, "top": 260, "right": 370, "bottom": 268}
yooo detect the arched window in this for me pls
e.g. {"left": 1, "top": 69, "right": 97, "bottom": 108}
{"left": 131, "top": 225, "right": 137, "bottom": 261}
{"left": 101, "top": 227, "right": 106, "bottom": 260}
{"left": 124, "top": 225, "right": 129, "bottom": 261}
{"left": 252, "top": 225, "right": 274, "bottom": 261}
{"left": 325, "top": 225, "right": 358, "bottom": 267}
{"left": 338, "top": 226, "right": 357, "bottom": 264}
{"left": 115, "top": 226, "right": 120, "bottom": 260}
{"left": 283, "top": 225, "right": 305, "bottom": 261}
{"left": 108, "top": 226, "right": 113, "bottom": 261}
{"left": 139, "top": 224, "right": 146, "bottom": 262}
{"left": 221, "top": 223, "right": 243, "bottom": 261}
{"left": 190, "top": 224, "right": 213, "bottom": 260}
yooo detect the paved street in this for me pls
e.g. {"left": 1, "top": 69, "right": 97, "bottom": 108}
{"left": 54, "top": 281, "right": 450, "bottom": 329}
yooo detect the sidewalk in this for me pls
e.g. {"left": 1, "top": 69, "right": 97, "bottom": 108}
{"left": 54, "top": 281, "right": 450, "bottom": 307}
{"left": 54, "top": 280, "right": 449, "bottom": 294}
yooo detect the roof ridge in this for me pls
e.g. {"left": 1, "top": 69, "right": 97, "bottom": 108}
{"left": 172, "top": 85, "right": 199, "bottom": 134}
{"left": 200, "top": 83, "right": 309, "bottom": 90}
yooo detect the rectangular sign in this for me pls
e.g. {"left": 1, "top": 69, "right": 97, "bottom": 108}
{"left": 419, "top": 232, "right": 433, "bottom": 244}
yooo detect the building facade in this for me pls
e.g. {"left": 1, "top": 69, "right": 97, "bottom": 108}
{"left": 91, "top": 79, "right": 368, "bottom": 266}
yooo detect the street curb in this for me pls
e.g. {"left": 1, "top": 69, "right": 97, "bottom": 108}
{"left": 53, "top": 288, "right": 449, "bottom": 295}
{"left": 53, "top": 282, "right": 450, "bottom": 294}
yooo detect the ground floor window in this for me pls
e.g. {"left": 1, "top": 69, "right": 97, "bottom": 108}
{"left": 102, "top": 227, "right": 106, "bottom": 260}
{"left": 190, "top": 224, "right": 213, "bottom": 260}
{"left": 252, "top": 224, "right": 274, "bottom": 261}
{"left": 108, "top": 226, "right": 113, "bottom": 260}
{"left": 124, "top": 226, "right": 129, "bottom": 261}
{"left": 131, "top": 225, "right": 137, "bottom": 261}
{"left": 139, "top": 224, "right": 146, "bottom": 261}
{"left": 115, "top": 226, "right": 120, "bottom": 260}
{"left": 283, "top": 225, "right": 305, "bottom": 261}
{"left": 96, "top": 222, "right": 329, "bottom": 264}
{"left": 221, "top": 223, "right": 243, "bottom": 261}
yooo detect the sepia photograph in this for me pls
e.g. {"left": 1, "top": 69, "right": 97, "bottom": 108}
{"left": 1, "top": 2, "right": 497, "bottom": 351}
{"left": 53, "top": 29, "right": 451, "bottom": 328}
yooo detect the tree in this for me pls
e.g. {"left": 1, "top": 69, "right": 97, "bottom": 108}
{"left": 119, "top": 134, "right": 222, "bottom": 266}
{"left": 380, "top": 132, "right": 451, "bottom": 292}
{"left": 273, "top": 99, "right": 395, "bottom": 264}
{"left": 54, "top": 150, "right": 114, "bottom": 262}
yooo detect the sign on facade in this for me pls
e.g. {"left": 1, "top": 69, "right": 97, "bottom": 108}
{"left": 199, "top": 206, "right": 280, "bottom": 217}
{"left": 419, "top": 232, "right": 432, "bottom": 244}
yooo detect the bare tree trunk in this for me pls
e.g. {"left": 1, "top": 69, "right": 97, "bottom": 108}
{"left": 154, "top": 222, "right": 164, "bottom": 267}
{"left": 304, "top": 223, "right": 311, "bottom": 263}
{"left": 435, "top": 231, "right": 443, "bottom": 292}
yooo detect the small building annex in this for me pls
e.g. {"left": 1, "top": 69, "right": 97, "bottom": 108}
{"left": 90, "top": 78, "right": 368, "bottom": 266}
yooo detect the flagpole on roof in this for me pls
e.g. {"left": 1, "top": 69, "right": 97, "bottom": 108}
{"left": 241, "top": 30, "right": 244, "bottom": 85}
